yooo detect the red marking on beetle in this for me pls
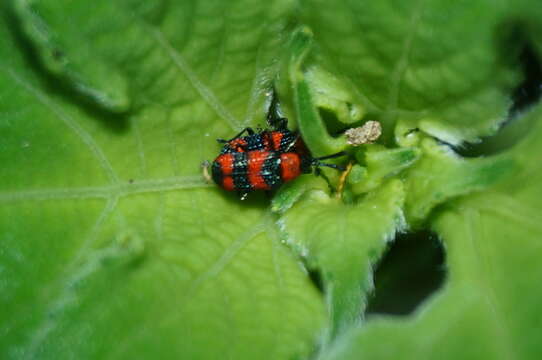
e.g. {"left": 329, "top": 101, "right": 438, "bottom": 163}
{"left": 271, "top": 131, "right": 284, "bottom": 151}
{"left": 222, "top": 176, "right": 235, "bottom": 191}
{"left": 248, "top": 151, "right": 271, "bottom": 190}
{"left": 280, "top": 153, "right": 301, "bottom": 182}
{"left": 216, "top": 154, "right": 234, "bottom": 175}
{"left": 228, "top": 138, "right": 248, "bottom": 152}
{"left": 261, "top": 132, "right": 272, "bottom": 151}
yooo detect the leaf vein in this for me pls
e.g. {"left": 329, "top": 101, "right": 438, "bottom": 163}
{"left": 6, "top": 68, "right": 119, "bottom": 184}
{"left": 386, "top": 0, "right": 426, "bottom": 112}
{"left": 150, "top": 27, "right": 242, "bottom": 131}
{"left": 0, "top": 176, "right": 210, "bottom": 203}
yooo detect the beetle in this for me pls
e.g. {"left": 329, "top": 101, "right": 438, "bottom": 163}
{"left": 216, "top": 125, "right": 307, "bottom": 155}
{"left": 211, "top": 149, "right": 345, "bottom": 199}
{"left": 208, "top": 89, "right": 345, "bottom": 199}
{"left": 216, "top": 90, "right": 308, "bottom": 156}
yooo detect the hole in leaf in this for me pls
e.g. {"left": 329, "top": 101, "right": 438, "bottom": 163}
{"left": 510, "top": 46, "right": 542, "bottom": 116}
{"left": 320, "top": 108, "right": 349, "bottom": 136}
{"left": 307, "top": 267, "right": 324, "bottom": 294}
{"left": 456, "top": 43, "right": 542, "bottom": 157}
{"left": 365, "top": 230, "right": 446, "bottom": 317}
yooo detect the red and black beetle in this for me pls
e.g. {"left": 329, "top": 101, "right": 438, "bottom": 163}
{"left": 208, "top": 91, "right": 345, "bottom": 199}
{"left": 211, "top": 150, "right": 344, "bottom": 198}
{"left": 217, "top": 119, "right": 307, "bottom": 156}
{"left": 217, "top": 93, "right": 309, "bottom": 156}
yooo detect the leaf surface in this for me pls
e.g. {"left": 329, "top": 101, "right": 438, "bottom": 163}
{"left": 300, "top": 0, "right": 522, "bottom": 144}
{"left": 320, "top": 105, "right": 542, "bottom": 360}
{"left": 0, "top": 1, "right": 325, "bottom": 359}
{"left": 279, "top": 180, "right": 405, "bottom": 336}
{"left": 4, "top": 0, "right": 542, "bottom": 359}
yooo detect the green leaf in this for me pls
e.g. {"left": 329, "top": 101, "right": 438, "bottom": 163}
{"left": 288, "top": 27, "right": 347, "bottom": 156}
{"left": 320, "top": 104, "right": 542, "bottom": 360}
{"left": 279, "top": 180, "right": 406, "bottom": 336}
{"left": 300, "top": 0, "right": 521, "bottom": 144}
{"left": 403, "top": 137, "right": 517, "bottom": 225}
{"left": 350, "top": 145, "right": 421, "bottom": 194}
{"left": 5, "top": 0, "right": 542, "bottom": 358}
{"left": 0, "top": 1, "right": 326, "bottom": 359}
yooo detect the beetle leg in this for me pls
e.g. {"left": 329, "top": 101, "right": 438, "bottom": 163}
{"left": 216, "top": 127, "right": 255, "bottom": 143}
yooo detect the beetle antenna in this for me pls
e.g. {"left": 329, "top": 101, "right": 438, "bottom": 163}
{"left": 313, "top": 151, "right": 346, "bottom": 161}
{"left": 313, "top": 162, "right": 346, "bottom": 171}
{"left": 311, "top": 151, "right": 346, "bottom": 171}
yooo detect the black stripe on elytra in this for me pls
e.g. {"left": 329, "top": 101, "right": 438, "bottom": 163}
{"left": 232, "top": 152, "right": 252, "bottom": 192}
{"left": 279, "top": 130, "right": 298, "bottom": 152}
{"left": 262, "top": 152, "right": 282, "bottom": 189}
{"left": 211, "top": 160, "right": 223, "bottom": 186}
{"left": 245, "top": 133, "right": 268, "bottom": 151}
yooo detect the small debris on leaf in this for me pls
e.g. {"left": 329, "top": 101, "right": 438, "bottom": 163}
{"left": 201, "top": 160, "right": 212, "bottom": 183}
{"left": 345, "top": 121, "right": 382, "bottom": 146}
